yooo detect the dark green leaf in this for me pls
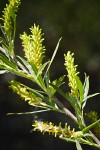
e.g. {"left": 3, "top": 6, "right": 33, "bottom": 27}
{"left": 49, "top": 83, "right": 71, "bottom": 103}
{"left": 0, "top": 38, "right": 11, "bottom": 58}
{"left": 27, "top": 88, "right": 52, "bottom": 106}
{"left": 0, "top": 53, "right": 17, "bottom": 69}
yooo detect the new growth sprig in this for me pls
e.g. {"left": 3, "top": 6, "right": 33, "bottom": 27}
{"left": 0, "top": 0, "right": 21, "bottom": 58}
{"left": 0, "top": 1, "right": 100, "bottom": 150}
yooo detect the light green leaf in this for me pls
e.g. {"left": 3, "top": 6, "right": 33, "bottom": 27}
{"left": 0, "top": 70, "right": 8, "bottom": 74}
{"left": 49, "top": 75, "right": 66, "bottom": 95}
{"left": 82, "top": 74, "right": 90, "bottom": 109}
{"left": 83, "top": 93, "right": 100, "bottom": 102}
{"left": 84, "top": 74, "right": 89, "bottom": 99}
{"left": 76, "top": 76, "right": 84, "bottom": 104}
{"left": 76, "top": 140, "right": 83, "bottom": 150}
{"left": 56, "top": 75, "right": 66, "bottom": 87}
{"left": 17, "top": 56, "right": 36, "bottom": 77}
{"left": 37, "top": 61, "right": 50, "bottom": 77}
{"left": 82, "top": 119, "right": 100, "bottom": 134}
{"left": 45, "top": 37, "right": 62, "bottom": 75}
{"left": 7, "top": 109, "right": 50, "bottom": 115}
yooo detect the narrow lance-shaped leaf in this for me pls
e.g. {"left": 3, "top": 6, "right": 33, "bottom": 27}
{"left": 0, "top": 70, "right": 8, "bottom": 74}
{"left": 75, "top": 140, "right": 83, "bottom": 150}
{"left": 45, "top": 37, "right": 62, "bottom": 75}
{"left": 7, "top": 109, "right": 50, "bottom": 116}
{"left": 37, "top": 61, "right": 50, "bottom": 77}
{"left": 76, "top": 76, "right": 84, "bottom": 104}
{"left": 82, "top": 119, "right": 100, "bottom": 134}
{"left": 83, "top": 93, "right": 100, "bottom": 102}
{"left": 84, "top": 74, "right": 89, "bottom": 99}
{"left": 0, "top": 53, "right": 17, "bottom": 69}
{"left": 49, "top": 75, "right": 66, "bottom": 95}
{"left": 17, "top": 55, "right": 36, "bottom": 76}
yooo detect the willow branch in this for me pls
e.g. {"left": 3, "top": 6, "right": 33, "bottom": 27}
{"left": 53, "top": 96, "right": 100, "bottom": 147}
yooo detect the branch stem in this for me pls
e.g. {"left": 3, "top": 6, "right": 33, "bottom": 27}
{"left": 53, "top": 96, "right": 100, "bottom": 147}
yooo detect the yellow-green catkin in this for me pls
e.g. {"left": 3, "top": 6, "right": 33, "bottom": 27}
{"left": 1, "top": 0, "right": 21, "bottom": 39}
{"left": 64, "top": 51, "right": 79, "bottom": 97}
{"left": 32, "top": 120, "right": 75, "bottom": 138}
{"left": 9, "top": 80, "right": 47, "bottom": 107}
{"left": 20, "top": 24, "right": 45, "bottom": 69}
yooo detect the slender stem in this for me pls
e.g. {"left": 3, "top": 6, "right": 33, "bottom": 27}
{"left": 80, "top": 138, "right": 100, "bottom": 149}
{"left": 7, "top": 109, "right": 50, "bottom": 115}
{"left": 53, "top": 96, "right": 77, "bottom": 122}
{"left": 17, "top": 60, "right": 29, "bottom": 74}
{"left": 61, "top": 137, "right": 100, "bottom": 149}
{"left": 89, "top": 131, "right": 100, "bottom": 146}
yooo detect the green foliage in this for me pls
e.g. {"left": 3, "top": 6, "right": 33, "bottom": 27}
{"left": 0, "top": 1, "right": 100, "bottom": 150}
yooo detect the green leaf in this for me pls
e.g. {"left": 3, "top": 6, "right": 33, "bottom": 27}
{"left": 76, "top": 76, "right": 84, "bottom": 104}
{"left": 49, "top": 75, "right": 66, "bottom": 95}
{"left": 7, "top": 109, "right": 50, "bottom": 115}
{"left": 56, "top": 75, "right": 66, "bottom": 87}
{"left": 82, "top": 119, "right": 100, "bottom": 134}
{"left": 0, "top": 37, "right": 3, "bottom": 43}
{"left": 84, "top": 74, "right": 89, "bottom": 99}
{"left": 67, "top": 93, "right": 80, "bottom": 110}
{"left": 83, "top": 93, "right": 100, "bottom": 102}
{"left": 0, "top": 70, "right": 8, "bottom": 74}
{"left": 27, "top": 88, "right": 53, "bottom": 107}
{"left": 0, "top": 38, "right": 11, "bottom": 58}
{"left": 37, "top": 61, "right": 50, "bottom": 77}
{"left": 76, "top": 140, "right": 83, "bottom": 150}
{"left": 30, "top": 62, "right": 47, "bottom": 91}
{"left": 17, "top": 56, "right": 36, "bottom": 77}
{"left": 0, "top": 24, "right": 8, "bottom": 43}
{"left": 82, "top": 74, "right": 90, "bottom": 109}
{"left": 45, "top": 37, "right": 62, "bottom": 75}
{"left": 49, "top": 83, "right": 71, "bottom": 103}
{"left": 0, "top": 53, "right": 17, "bottom": 69}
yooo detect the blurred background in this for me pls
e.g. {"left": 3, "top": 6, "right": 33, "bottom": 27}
{"left": 0, "top": 0, "right": 100, "bottom": 150}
